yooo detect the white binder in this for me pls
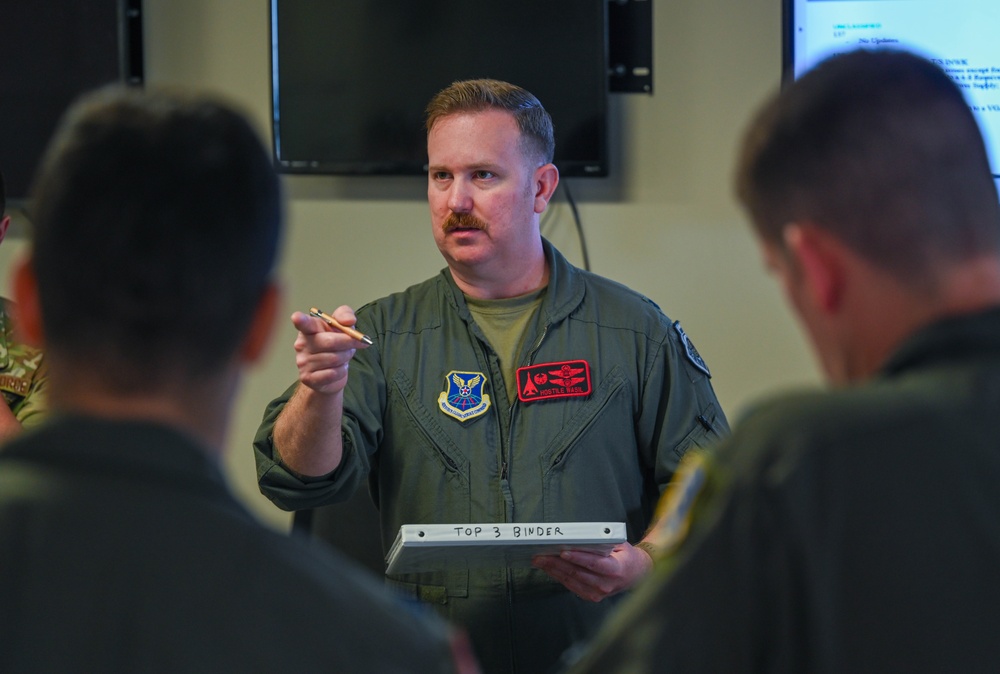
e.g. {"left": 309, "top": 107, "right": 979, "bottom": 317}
{"left": 385, "top": 521, "right": 627, "bottom": 575}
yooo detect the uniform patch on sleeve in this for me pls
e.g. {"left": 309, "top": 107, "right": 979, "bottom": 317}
{"left": 646, "top": 451, "right": 708, "bottom": 555}
{"left": 0, "top": 374, "right": 30, "bottom": 396}
{"left": 516, "top": 360, "right": 592, "bottom": 403}
{"left": 438, "top": 371, "right": 492, "bottom": 422}
{"left": 673, "top": 320, "right": 711, "bottom": 377}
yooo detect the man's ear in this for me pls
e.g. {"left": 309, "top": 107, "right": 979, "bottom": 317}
{"left": 12, "top": 255, "right": 44, "bottom": 346}
{"left": 0, "top": 215, "right": 10, "bottom": 246}
{"left": 239, "top": 281, "right": 281, "bottom": 364}
{"left": 533, "top": 163, "right": 560, "bottom": 214}
{"left": 783, "top": 222, "right": 846, "bottom": 314}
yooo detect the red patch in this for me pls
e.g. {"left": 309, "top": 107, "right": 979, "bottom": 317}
{"left": 517, "top": 360, "right": 592, "bottom": 403}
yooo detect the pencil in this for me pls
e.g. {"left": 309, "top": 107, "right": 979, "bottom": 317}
{"left": 308, "top": 307, "right": 374, "bottom": 345}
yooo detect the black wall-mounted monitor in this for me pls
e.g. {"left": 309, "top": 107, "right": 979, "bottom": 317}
{"left": 783, "top": 0, "right": 1000, "bottom": 187}
{"left": 0, "top": 0, "right": 143, "bottom": 204}
{"left": 270, "top": 0, "right": 610, "bottom": 178}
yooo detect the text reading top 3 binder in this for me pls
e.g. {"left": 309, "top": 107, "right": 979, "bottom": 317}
{"left": 386, "top": 521, "right": 627, "bottom": 575}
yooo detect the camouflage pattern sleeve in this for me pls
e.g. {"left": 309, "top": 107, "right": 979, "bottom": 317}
{"left": 0, "top": 301, "right": 49, "bottom": 429}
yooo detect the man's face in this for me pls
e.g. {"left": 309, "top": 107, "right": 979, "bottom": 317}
{"left": 427, "top": 109, "right": 543, "bottom": 279}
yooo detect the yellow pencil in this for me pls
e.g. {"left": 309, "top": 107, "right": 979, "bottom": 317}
{"left": 308, "top": 307, "right": 374, "bottom": 345}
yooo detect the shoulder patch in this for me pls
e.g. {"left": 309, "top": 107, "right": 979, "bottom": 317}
{"left": 673, "top": 320, "right": 711, "bottom": 378}
{"left": 438, "top": 371, "right": 491, "bottom": 422}
{"left": 646, "top": 451, "right": 709, "bottom": 556}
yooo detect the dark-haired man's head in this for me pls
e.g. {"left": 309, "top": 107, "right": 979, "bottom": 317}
{"left": 736, "top": 49, "right": 1000, "bottom": 288}
{"left": 736, "top": 50, "right": 1000, "bottom": 384}
{"left": 21, "top": 87, "right": 282, "bottom": 397}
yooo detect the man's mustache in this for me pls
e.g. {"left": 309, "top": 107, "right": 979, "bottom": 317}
{"left": 443, "top": 213, "right": 488, "bottom": 233}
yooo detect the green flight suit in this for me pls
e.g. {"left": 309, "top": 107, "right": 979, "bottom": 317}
{"left": 570, "top": 307, "right": 1000, "bottom": 674}
{"left": 255, "top": 239, "right": 729, "bottom": 674}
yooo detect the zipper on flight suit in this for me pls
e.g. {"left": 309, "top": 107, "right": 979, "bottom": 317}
{"left": 500, "top": 324, "right": 548, "bottom": 485}
{"left": 502, "top": 322, "right": 548, "bottom": 674}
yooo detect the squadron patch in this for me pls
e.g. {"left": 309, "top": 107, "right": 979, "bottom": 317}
{"left": 438, "top": 371, "right": 492, "bottom": 422}
{"left": 516, "top": 360, "right": 592, "bottom": 403}
{"left": 673, "top": 320, "right": 711, "bottom": 377}
{"left": 646, "top": 451, "right": 708, "bottom": 555}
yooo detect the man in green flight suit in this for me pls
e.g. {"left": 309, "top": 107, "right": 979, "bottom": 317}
{"left": 0, "top": 169, "right": 47, "bottom": 439}
{"left": 254, "top": 79, "right": 729, "bottom": 674}
{"left": 568, "top": 49, "right": 1000, "bottom": 673}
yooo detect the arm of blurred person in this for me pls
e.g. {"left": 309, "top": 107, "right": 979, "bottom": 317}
{"left": 271, "top": 306, "right": 369, "bottom": 477}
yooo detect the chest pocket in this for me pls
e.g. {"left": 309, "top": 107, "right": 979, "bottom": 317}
{"left": 537, "top": 367, "right": 648, "bottom": 530}
{"left": 539, "top": 366, "right": 630, "bottom": 471}
{"left": 381, "top": 370, "right": 471, "bottom": 599}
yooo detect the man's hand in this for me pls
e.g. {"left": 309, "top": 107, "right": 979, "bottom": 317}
{"left": 291, "top": 305, "right": 369, "bottom": 396}
{"left": 272, "top": 306, "right": 370, "bottom": 478}
{"left": 531, "top": 542, "right": 654, "bottom": 602}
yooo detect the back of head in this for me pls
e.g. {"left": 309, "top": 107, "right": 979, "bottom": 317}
{"left": 28, "top": 87, "right": 282, "bottom": 391}
{"left": 737, "top": 49, "right": 1000, "bottom": 284}
{"left": 425, "top": 78, "right": 555, "bottom": 166}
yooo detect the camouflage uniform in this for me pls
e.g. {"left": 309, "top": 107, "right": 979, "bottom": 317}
{"left": 0, "top": 299, "right": 47, "bottom": 429}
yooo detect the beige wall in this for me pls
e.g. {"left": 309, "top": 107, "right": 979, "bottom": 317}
{"left": 3, "top": 0, "right": 823, "bottom": 529}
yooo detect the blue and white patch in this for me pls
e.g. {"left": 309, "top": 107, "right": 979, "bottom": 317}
{"left": 438, "top": 371, "right": 492, "bottom": 422}
{"left": 673, "top": 320, "right": 711, "bottom": 378}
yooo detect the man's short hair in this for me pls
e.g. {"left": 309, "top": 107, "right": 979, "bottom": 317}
{"left": 736, "top": 49, "right": 1000, "bottom": 283}
{"left": 28, "top": 87, "right": 282, "bottom": 390}
{"left": 425, "top": 78, "right": 555, "bottom": 166}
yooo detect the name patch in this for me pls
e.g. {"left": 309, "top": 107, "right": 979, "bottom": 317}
{"left": 517, "top": 360, "right": 592, "bottom": 403}
{"left": 438, "top": 371, "right": 491, "bottom": 422}
{"left": 0, "top": 374, "right": 29, "bottom": 396}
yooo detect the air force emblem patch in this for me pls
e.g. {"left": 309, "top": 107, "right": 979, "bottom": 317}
{"left": 438, "top": 371, "right": 491, "bottom": 422}
{"left": 673, "top": 320, "right": 711, "bottom": 377}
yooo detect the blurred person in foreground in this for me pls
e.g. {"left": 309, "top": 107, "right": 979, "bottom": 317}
{"left": 0, "top": 86, "right": 475, "bottom": 674}
{"left": 0, "top": 169, "right": 47, "bottom": 439}
{"left": 568, "top": 49, "right": 1000, "bottom": 673}
{"left": 254, "top": 78, "right": 729, "bottom": 674}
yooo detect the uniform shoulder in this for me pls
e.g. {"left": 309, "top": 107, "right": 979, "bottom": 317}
{"left": 574, "top": 269, "right": 675, "bottom": 331}
{"left": 212, "top": 518, "right": 456, "bottom": 670}
{"left": 716, "top": 382, "right": 922, "bottom": 476}
{"left": 354, "top": 273, "right": 449, "bottom": 334}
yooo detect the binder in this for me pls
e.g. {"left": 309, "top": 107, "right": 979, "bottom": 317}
{"left": 385, "top": 521, "right": 626, "bottom": 575}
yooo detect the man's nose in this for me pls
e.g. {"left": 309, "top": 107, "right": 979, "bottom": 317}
{"left": 447, "top": 180, "right": 473, "bottom": 214}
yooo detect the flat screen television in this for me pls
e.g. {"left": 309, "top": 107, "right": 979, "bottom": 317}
{"left": 784, "top": 0, "right": 1000, "bottom": 186}
{"left": 0, "top": 0, "right": 143, "bottom": 204}
{"left": 270, "top": 0, "right": 609, "bottom": 177}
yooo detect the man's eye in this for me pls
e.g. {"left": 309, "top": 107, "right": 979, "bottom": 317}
{"left": 432, "top": 172, "right": 451, "bottom": 181}
{"left": 474, "top": 170, "right": 495, "bottom": 180}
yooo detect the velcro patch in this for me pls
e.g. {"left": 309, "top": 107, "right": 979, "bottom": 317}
{"left": 0, "top": 374, "right": 29, "bottom": 396}
{"left": 647, "top": 451, "right": 708, "bottom": 556}
{"left": 673, "top": 320, "right": 711, "bottom": 377}
{"left": 438, "top": 371, "right": 492, "bottom": 422}
{"left": 516, "top": 360, "right": 592, "bottom": 403}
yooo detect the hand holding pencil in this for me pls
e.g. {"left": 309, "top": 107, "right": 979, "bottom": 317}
{"left": 289, "top": 305, "right": 372, "bottom": 397}
{"left": 309, "top": 307, "right": 374, "bottom": 345}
